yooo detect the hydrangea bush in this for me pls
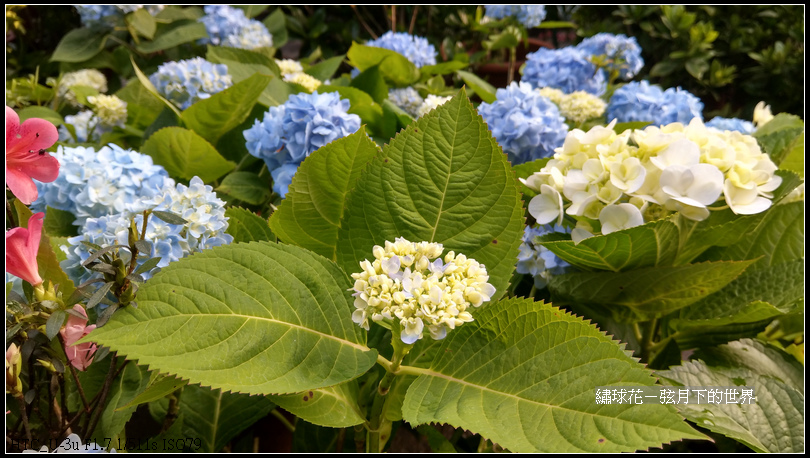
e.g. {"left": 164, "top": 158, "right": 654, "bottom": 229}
{"left": 5, "top": 5, "right": 804, "bottom": 455}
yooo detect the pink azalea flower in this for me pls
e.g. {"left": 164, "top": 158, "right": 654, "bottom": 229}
{"left": 5, "top": 212, "right": 45, "bottom": 287}
{"left": 60, "top": 305, "right": 98, "bottom": 371}
{"left": 6, "top": 105, "right": 60, "bottom": 204}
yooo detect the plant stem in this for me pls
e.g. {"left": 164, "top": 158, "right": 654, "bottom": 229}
{"left": 366, "top": 337, "right": 412, "bottom": 452}
{"left": 507, "top": 46, "right": 517, "bottom": 85}
{"left": 270, "top": 408, "right": 296, "bottom": 433}
{"left": 84, "top": 356, "right": 118, "bottom": 437}
{"left": 640, "top": 318, "right": 659, "bottom": 364}
{"left": 408, "top": 6, "right": 419, "bottom": 35}
{"left": 16, "top": 396, "right": 32, "bottom": 442}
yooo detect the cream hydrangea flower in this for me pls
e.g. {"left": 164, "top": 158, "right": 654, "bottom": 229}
{"left": 87, "top": 94, "right": 128, "bottom": 127}
{"left": 350, "top": 238, "right": 495, "bottom": 344}
{"left": 417, "top": 94, "right": 452, "bottom": 118}
{"left": 753, "top": 101, "right": 774, "bottom": 128}
{"left": 283, "top": 72, "right": 322, "bottom": 92}
{"left": 58, "top": 69, "right": 108, "bottom": 107}
{"left": 275, "top": 59, "right": 304, "bottom": 77}
{"left": 536, "top": 86, "right": 564, "bottom": 105}
{"left": 558, "top": 91, "right": 607, "bottom": 123}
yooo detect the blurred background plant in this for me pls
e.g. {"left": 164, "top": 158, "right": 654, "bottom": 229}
{"left": 572, "top": 5, "right": 804, "bottom": 119}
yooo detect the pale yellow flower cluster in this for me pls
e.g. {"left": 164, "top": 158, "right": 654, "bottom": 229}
{"left": 351, "top": 238, "right": 496, "bottom": 344}
{"left": 523, "top": 118, "right": 782, "bottom": 241}
{"left": 416, "top": 94, "right": 452, "bottom": 118}
{"left": 557, "top": 91, "right": 607, "bottom": 123}
{"left": 275, "top": 59, "right": 304, "bottom": 77}
{"left": 536, "top": 87, "right": 564, "bottom": 105}
{"left": 87, "top": 94, "right": 128, "bottom": 127}
{"left": 58, "top": 69, "right": 108, "bottom": 107}
{"left": 283, "top": 72, "right": 322, "bottom": 93}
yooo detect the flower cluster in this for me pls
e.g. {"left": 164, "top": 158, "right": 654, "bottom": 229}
{"left": 283, "top": 72, "right": 322, "bottom": 92}
{"left": 522, "top": 47, "right": 607, "bottom": 96}
{"left": 350, "top": 238, "right": 496, "bottom": 344}
{"left": 753, "top": 101, "right": 774, "bottom": 128}
{"left": 576, "top": 33, "right": 644, "bottom": 80}
{"left": 478, "top": 82, "right": 568, "bottom": 164}
{"left": 484, "top": 5, "right": 547, "bottom": 28}
{"left": 705, "top": 117, "right": 755, "bottom": 135}
{"left": 366, "top": 31, "right": 437, "bottom": 68}
{"left": 243, "top": 91, "right": 361, "bottom": 197}
{"left": 516, "top": 224, "right": 571, "bottom": 288}
{"left": 59, "top": 111, "right": 108, "bottom": 143}
{"left": 61, "top": 177, "right": 233, "bottom": 286}
{"left": 87, "top": 94, "right": 128, "bottom": 127}
{"left": 607, "top": 80, "right": 703, "bottom": 126}
{"left": 388, "top": 87, "right": 424, "bottom": 118}
{"left": 75, "top": 5, "right": 164, "bottom": 28}
{"left": 276, "top": 59, "right": 304, "bottom": 76}
{"left": 149, "top": 57, "right": 233, "bottom": 110}
{"left": 57, "top": 69, "right": 108, "bottom": 107}
{"left": 523, "top": 119, "right": 783, "bottom": 240}
{"left": 31, "top": 144, "right": 173, "bottom": 227}
{"left": 556, "top": 90, "right": 607, "bottom": 124}
{"left": 416, "top": 94, "right": 452, "bottom": 118}
{"left": 198, "top": 5, "right": 273, "bottom": 50}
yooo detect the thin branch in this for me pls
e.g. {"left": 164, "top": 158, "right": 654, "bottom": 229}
{"left": 352, "top": 5, "right": 378, "bottom": 40}
{"left": 408, "top": 6, "right": 419, "bottom": 35}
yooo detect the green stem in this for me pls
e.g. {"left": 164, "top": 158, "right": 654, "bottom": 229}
{"left": 367, "top": 335, "right": 412, "bottom": 452}
{"left": 507, "top": 46, "right": 517, "bottom": 86}
{"left": 640, "top": 318, "right": 659, "bottom": 364}
{"left": 270, "top": 408, "right": 296, "bottom": 433}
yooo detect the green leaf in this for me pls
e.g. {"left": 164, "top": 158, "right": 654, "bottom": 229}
{"left": 349, "top": 65, "right": 388, "bottom": 104}
{"left": 181, "top": 73, "right": 272, "bottom": 145}
{"left": 45, "top": 310, "right": 66, "bottom": 340}
{"left": 347, "top": 42, "right": 420, "bottom": 87}
{"left": 14, "top": 201, "right": 75, "bottom": 297}
{"left": 548, "top": 260, "right": 755, "bottom": 322}
{"left": 95, "top": 362, "right": 151, "bottom": 441}
{"left": 224, "top": 207, "right": 276, "bottom": 243}
{"left": 150, "top": 384, "right": 275, "bottom": 453}
{"left": 135, "top": 20, "right": 208, "bottom": 54}
{"left": 151, "top": 210, "right": 188, "bottom": 226}
{"left": 420, "top": 61, "right": 468, "bottom": 77}
{"left": 695, "top": 339, "right": 804, "bottom": 392}
{"left": 778, "top": 131, "right": 804, "bottom": 178}
{"left": 673, "top": 209, "right": 769, "bottom": 265}
{"left": 206, "top": 45, "right": 281, "bottom": 78}
{"left": 612, "top": 121, "right": 651, "bottom": 133}
{"left": 269, "top": 381, "right": 366, "bottom": 428}
{"left": 155, "top": 5, "right": 204, "bottom": 21}
{"left": 536, "top": 21, "right": 577, "bottom": 29}
{"left": 269, "top": 127, "right": 380, "bottom": 260}
{"left": 116, "top": 79, "right": 165, "bottom": 129}
{"left": 234, "top": 5, "right": 268, "bottom": 18}
{"left": 127, "top": 8, "right": 157, "bottom": 39}
{"left": 43, "top": 205, "right": 78, "bottom": 237}
{"left": 50, "top": 27, "right": 107, "bottom": 63}
{"left": 658, "top": 347, "right": 804, "bottom": 452}
{"left": 84, "top": 242, "right": 377, "bottom": 395}
{"left": 305, "top": 55, "right": 346, "bottom": 82}
{"left": 262, "top": 8, "right": 288, "bottom": 48}
{"left": 336, "top": 88, "right": 524, "bottom": 301}
{"left": 140, "top": 127, "right": 235, "bottom": 182}
{"left": 130, "top": 56, "right": 182, "bottom": 118}
{"left": 17, "top": 106, "right": 63, "bottom": 126}
{"left": 117, "top": 373, "right": 188, "bottom": 412}
{"left": 539, "top": 217, "right": 680, "bottom": 272}
{"left": 259, "top": 77, "right": 298, "bottom": 107}
{"left": 753, "top": 113, "right": 805, "bottom": 166}
{"left": 456, "top": 70, "right": 497, "bottom": 103}
{"left": 216, "top": 172, "right": 271, "bottom": 206}
{"left": 402, "top": 297, "right": 704, "bottom": 452}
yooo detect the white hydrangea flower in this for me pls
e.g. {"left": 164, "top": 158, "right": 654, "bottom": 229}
{"left": 282, "top": 72, "right": 322, "bottom": 92}
{"left": 87, "top": 94, "right": 128, "bottom": 127}
{"left": 58, "top": 69, "right": 108, "bottom": 107}
{"left": 558, "top": 91, "right": 607, "bottom": 123}
{"left": 753, "top": 101, "right": 774, "bottom": 128}
{"left": 417, "top": 94, "right": 452, "bottom": 118}
{"left": 536, "top": 86, "right": 564, "bottom": 105}
{"left": 350, "top": 238, "right": 495, "bottom": 344}
{"left": 276, "top": 59, "right": 304, "bottom": 76}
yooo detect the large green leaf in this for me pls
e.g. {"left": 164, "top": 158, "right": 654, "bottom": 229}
{"left": 17, "top": 106, "right": 63, "bottom": 126}
{"left": 350, "top": 65, "right": 388, "bottom": 104}
{"left": 224, "top": 207, "right": 276, "bottom": 243}
{"left": 43, "top": 205, "right": 78, "bottom": 237}
{"left": 150, "top": 384, "right": 275, "bottom": 453}
{"left": 116, "top": 79, "right": 165, "bottom": 129}
{"left": 85, "top": 242, "right": 377, "bottom": 395}
{"left": 269, "top": 127, "right": 380, "bottom": 260}
{"left": 337, "top": 88, "right": 524, "bottom": 300}
{"left": 753, "top": 113, "right": 805, "bottom": 166}
{"left": 548, "top": 260, "right": 755, "bottom": 322}
{"left": 50, "top": 28, "right": 107, "bottom": 63}
{"left": 539, "top": 217, "right": 680, "bottom": 272}
{"left": 135, "top": 20, "right": 208, "bottom": 54}
{"left": 347, "top": 42, "right": 420, "bottom": 87}
{"left": 216, "top": 171, "right": 272, "bottom": 206}
{"left": 130, "top": 56, "right": 182, "bottom": 118}
{"left": 269, "top": 381, "right": 366, "bottom": 427}
{"left": 118, "top": 373, "right": 189, "bottom": 411}
{"left": 401, "top": 297, "right": 703, "bottom": 452}
{"left": 695, "top": 339, "right": 804, "bottom": 392}
{"left": 140, "top": 127, "right": 235, "bottom": 182}
{"left": 306, "top": 55, "right": 346, "bottom": 82}
{"left": 658, "top": 344, "right": 804, "bottom": 452}
{"left": 181, "top": 73, "right": 271, "bottom": 145}
{"left": 206, "top": 45, "right": 281, "bottom": 78}
{"left": 456, "top": 70, "right": 496, "bottom": 103}
{"left": 127, "top": 8, "right": 157, "bottom": 40}
{"left": 95, "top": 362, "right": 151, "bottom": 441}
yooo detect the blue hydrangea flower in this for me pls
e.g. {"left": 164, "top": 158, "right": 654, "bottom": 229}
{"left": 388, "top": 87, "right": 423, "bottom": 118}
{"left": 705, "top": 116, "right": 756, "bottom": 135}
{"left": 478, "top": 82, "right": 568, "bottom": 164}
{"left": 149, "top": 57, "right": 233, "bottom": 110}
{"left": 271, "top": 163, "right": 299, "bottom": 198}
{"left": 198, "top": 5, "right": 273, "bottom": 50}
{"left": 58, "top": 110, "right": 110, "bottom": 143}
{"left": 31, "top": 144, "right": 174, "bottom": 227}
{"left": 366, "top": 31, "right": 437, "bottom": 68}
{"left": 522, "top": 47, "right": 607, "bottom": 96}
{"left": 576, "top": 33, "right": 644, "bottom": 80}
{"left": 485, "top": 5, "right": 547, "bottom": 28}
{"left": 76, "top": 5, "right": 164, "bottom": 28}
{"left": 243, "top": 91, "right": 361, "bottom": 197}
{"left": 61, "top": 177, "right": 233, "bottom": 286}
{"left": 607, "top": 81, "right": 703, "bottom": 125}
{"left": 516, "top": 224, "right": 571, "bottom": 288}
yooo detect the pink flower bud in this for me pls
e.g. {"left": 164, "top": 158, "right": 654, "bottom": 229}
{"left": 60, "top": 305, "right": 97, "bottom": 371}
{"left": 5, "top": 212, "right": 45, "bottom": 286}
